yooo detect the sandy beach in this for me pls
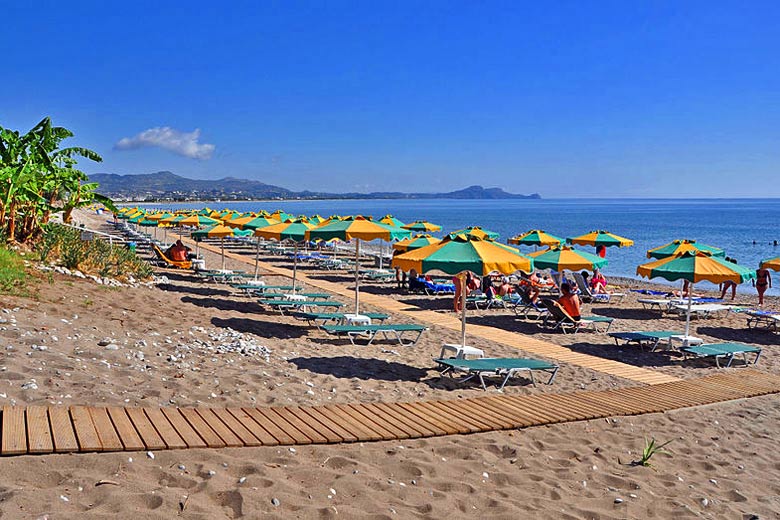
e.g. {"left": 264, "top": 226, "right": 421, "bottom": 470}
{"left": 0, "top": 209, "right": 776, "bottom": 518}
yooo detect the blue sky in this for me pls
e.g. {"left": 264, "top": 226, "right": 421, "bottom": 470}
{"left": 2, "top": 1, "right": 779, "bottom": 197}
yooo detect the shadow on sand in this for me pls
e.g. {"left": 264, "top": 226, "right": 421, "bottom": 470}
{"left": 289, "top": 356, "right": 429, "bottom": 382}
{"left": 211, "top": 316, "right": 308, "bottom": 339}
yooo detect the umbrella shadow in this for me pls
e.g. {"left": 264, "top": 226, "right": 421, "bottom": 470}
{"left": 469, "top": 314, "right": 544, "bottom": 335}
{"left": 696, "top": 326, "right": 779, "bottom": 346}
{"left": 566, "top": 341, "right": 680, "bottom": 368}
{"left": 154, "top": 271, "right": 201, "bottom": 283}
{"left": 211, "top": 317, "right": 308, "bottom": 339}
{"left": 587, "top": 307, "right": 659, "bottom": 320}
{"left": 180, "top": 295, "right": 259, "bottom": 314}
{"left": 288, "top": 356, "right": 429, "bottom": 382}
{"left": 396, "top": 297, "right": 454, "bottom": 311}
{"left": 158, "top": 283, "right": 233, "bottom": 298}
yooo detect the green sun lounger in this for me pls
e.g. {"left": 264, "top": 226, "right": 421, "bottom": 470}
{"left": 258, "top": 299, "right": 344, "bottom": 314}
{"left": 435, "top": 357, "right": 560, "bottom": 390}
{"left": 258, "top": 292, "right": 331, "bottom": 301}
{"left": 541, "top": 300, "right": 614, "bottom": 333}
{"left": 680, "top": 343, "right": 762, "bottom": 368}
{"left": 320, "top": 323, "right": 428, "bottom": 346}
{"left": 233, "top": 284, "right": 296, "bottom": 293}
{"left": 293, "top": 312, "right": 390, "bottom": 326}
{"left": 608, "top": 331, "right": 680, "bottom": 351}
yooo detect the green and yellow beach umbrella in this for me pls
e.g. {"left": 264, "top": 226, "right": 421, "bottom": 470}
{"left": 637, "top": 251, "right": 755, "bottom": 337}
{"left": 392, "top": 234, "right": 441, "bottom": 253}
{"left": 447, "top": 226, "right": 500, "bottom": 241}
{"left": 380, "top": 215, "right": 406, "bottom": 228}
{"left": 567, "top": 230, "right": 634, "bottom": 248}
{"left": 508, "top": 229, "right": 564, "bottom": 247}
{"left": 192, "top": 224, "right": 236, "bottom": 270}
{"left": 307, "top": 214, "right": 325, "bottom": 225}
{"left": 402, "top": 220, "right": 442, "bottom": 233}
{"left": 760, "top": 257, "right": 780, "bottom": 271}
{"left": 307, "top": 216, "right": 411, "bottom": 313}
{"left": 241, "top": 215, "right": 282, "bottom": 230}
{"left": 528, "top": 245, "right": 608, "bottom": 272}
{"left": 393, "top": 234, "right": 533, "bottom": 346}
{"left": 646, "top": 239, "right": 725, "bottom": 259}
{"left": 255, "top": 219, "right": 317, "bottom": 286}
{"left": 178, "top": 214, "right": 220, "bottom": 227}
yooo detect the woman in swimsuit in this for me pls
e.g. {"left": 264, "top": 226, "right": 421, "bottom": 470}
{"left": 754, "top": 266, "right": 772, "bottom": 306}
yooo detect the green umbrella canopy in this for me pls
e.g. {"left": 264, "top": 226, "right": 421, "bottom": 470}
{"left": 178, "top": 214, "right": 220, "bottom": 227}
{"left": 508, "top": 229, "right": 564, "bottom": 247}
{"left": 241, "top": 215, "right": 282, "bottom": 230}
{"left": 646, "top": 239, "right": 725, "bottom": 259}
{"left": 567, "top": 230, "right": 634, "bottom": 248}
{"left": 306, "top": 216, "right": 411, "bottom": 242}
{"left": 379, "top": 214, "right": 406, "bottom": 228}
{"left": 528, "top": 246, "right": 608, "bottom": 271}
{"left": 128, "top": 213, "right": 147, "bottom": 223}
{"left": 392, "top": 234, "right": 533, "bottom": 276}
{"left": 402, "top": 220, "right": 442, "bottom": 232}
{"left": 393, "top": 234, "right": 441, "bottom": 252}
{"left": 447, "top": 226, "right": 500, "bottom": 241}
{"left": 255, "top": 219, "right": 316, "bottom": 242}
{"left": 137, "top": 219, "right": 159, "bottom": 227}
{"left": 191, "top": 224, "right": 235, "bottom": 240}
{"left": 233, "top": 229, "right": 254, "bottom": 237}
{"left": 637, "top": 251, "right": 755, "bottom": 284}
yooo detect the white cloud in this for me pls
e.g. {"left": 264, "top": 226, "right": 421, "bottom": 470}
{"left": 114, "top": 127, "right": 215, "bottom": 160}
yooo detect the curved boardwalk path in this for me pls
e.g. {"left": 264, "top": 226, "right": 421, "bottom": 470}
{"left": 193, "top": 241, "right": 679, "bottom": 385}
{"left": 3, "top": 370, "right": 778, "bottom": 455}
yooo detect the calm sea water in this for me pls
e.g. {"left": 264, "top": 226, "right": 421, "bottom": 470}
{"left": 144, "top": 198, "right": 780, "bottom": 295}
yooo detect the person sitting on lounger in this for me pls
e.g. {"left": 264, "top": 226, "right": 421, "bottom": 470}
{"left": 498, "top": 276, "right": 513, "bottom": 297}
{"left": 590, "top": 269, "right": 608, "bottom": 294}
{"left": 165, "top": 240, "right": 191, "bottom": 262}
{"left": 558, "top": 282, "right": 581, "bottom": 321}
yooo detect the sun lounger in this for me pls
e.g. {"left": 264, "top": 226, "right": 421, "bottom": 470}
{"left": 421, "top": 279, "right": 456, "bottom": 295}
{"left": 320, "top": 324, "right": 428, "bottom": 346}
{"left": 511, "top": 290, "right": 548, "bottom": 320}
{"left": 744, "top": 310, "right": 780, "bottom": 331}
{"left": 151, "top": 244, "right": 192, "bottom": 270}
{"left": 671, "top": 303, "right": 731, "bottom": 318}
{"left": 540, "top": 299, "right": 614, "bottom": 333}
{"left": 258, "top": 299, "right": 344, "bottom": 314}
{"left": 680, "top": 342, "right": 762, "bottom": 368}
{"left": 233, "top": 284, "right": 297, "bottom": 295}
{"left": 608, "top": 331, "right": 680, "bottom": 351}
{"left": 435, "top": 357, "right": 559, "bottom": 390}
{"left": 573, "top": 272, "right": 625, "bottom": 304}
{"left": 259, "top": 292, "right": 331, "bottom": 301}
{"left": 293, "top": 312, "right": 391, "bottom": 326}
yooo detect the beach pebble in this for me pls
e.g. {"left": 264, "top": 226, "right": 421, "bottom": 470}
{"left": 614, "top": 498, "right": 624, "bottom": 504}
{"left": 98, "top": 338, "right": 113, "bottom": 346}
{"left": 289, "top": 448, "right": 296, "bottom": 453}
{"left": 146, "top": 451, "right": 155, "bottom": 460}
{"left": 178, "top": 464, "right": 186, "bottom": 471}
{"left": 629, "top": 493, "right": 638, "bottom": 499}
{"left": 207, "top": 470, "right": 216, "bottom": 477}
{"left": 21, "top": 382, "right": 38, "bottom": 390}
{"left": 238, "top": 477, "right": 247, "bottom": 484}
{"left": 271, "top": 498, "right": 280, "bottom": 507}
{"left": 701, "top": 498, "right": 709, "bottom": 507}
{"left": 105, "top": 344, "right": 119, "bottom": 350}
{"left": 482, "top": 472, "right": 489, "bottom": 479}
{"left": 60, "top": 495, "right": 69, "bottom": 502}
{"left": 709, "top": 478, "right": 718, "bottom": 485}
{"left": 128, "top": 457, "right": 133, "bottom": 463}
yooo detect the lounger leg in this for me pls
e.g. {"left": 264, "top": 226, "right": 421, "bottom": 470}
{"left": 754, "top": 351, "right": 762, "bottom": 364}
{"left": 546, "top": 367, "right": 559, "bottom": 385}
{"left": 478, "top": 373, "right": 488, "bottom": 391}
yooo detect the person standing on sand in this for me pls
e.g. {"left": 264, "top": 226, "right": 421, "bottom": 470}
{"left": 754, "top": 265, "right": 772, "bottom": 306}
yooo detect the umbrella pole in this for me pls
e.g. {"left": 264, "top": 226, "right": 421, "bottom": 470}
{"left": 293, "top": 242, "right": 298, "bottom": 290}
{"left": 254, "top": 237, "right": 260, "bottom": 280}
{"left": 460, "top": 273, "right": 468, "bottom": 346}
{"left": 379, "top": 241, "right": 383, "bottom": 270}
{"left": 354, "top": 239, "right": 360, "bottom": 314}
{"left": 685, "top": 283, "right": 693, "bottom": 340}
{"left": 221, "top": 237, "right": 226, "bottom": 270}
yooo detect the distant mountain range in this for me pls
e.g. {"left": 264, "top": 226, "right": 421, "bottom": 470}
{"left": 88, "top": 171, "right": 541, "bottom": 201}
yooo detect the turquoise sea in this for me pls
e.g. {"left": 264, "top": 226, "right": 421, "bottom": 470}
{"left": 145, "top": 198, "right": 780, "bottom": 296}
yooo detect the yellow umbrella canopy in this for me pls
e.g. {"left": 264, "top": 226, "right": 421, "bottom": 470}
{"left": 392, "top": 234, "right": 441, "bottom": 253}
{"left": 508, "top": 229, "right": 564, "bottom": 247}
{"left": 761, "top": 257, "right": 780, "bottom": 271}
{"left": 567, "top": 230, "right": 634, "bottom": 248}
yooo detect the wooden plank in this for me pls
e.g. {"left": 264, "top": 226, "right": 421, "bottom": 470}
{"left": 210, "top": 408, "right": 262, "bottom": 446}
{"left": 271, "top": 407, "right": 330, "bottom": 444}
{"left": 399, "top": 402, "right": 468, "bottom": 435}
{"left": 125, "top": 408, "right": 166, "bottom": 450}
{"left": 26, "top": 406, "right": 53, "bottom": 454}
{"left": 48, "top": 406, "right": 78, "bottom": 453}
{"left": 195, "top": 409, "right": 243, "bottom": 447}
{"left": 144, "top": 408, "right": 186, "bottom": 449}
{"left": 226, "top": 408, "right": 279, "bottom": 446}
{"left": 178, "top": 408, "right": 226, "bottom": 448}
{"left": 318, "top": 405, "right": 382, "bottom": 441}
{"left": 252, "top": 408, "right": 312, "bottom": 445}
{"left": 349, "top": 404, "right": 411, "bottom": 440}
{"left": 293, "top": 407, "right": 356, "bottom": 442}
{"left": 87, "top": 408, "right": 123, "bottom": 452}
{"left": 473, "top": 397, "right": 538, "bottom": 428}
{"left": 424, "top": 401, "right": 493, "bottom": 431}
{"left": 242, "top": 408, "right": 295, "bottom": 445}
{"left": 361, "top": 403, "right": 423, "bottom": 439}
{"left": 1, "top": 406, "right": 26, "bottom": 455}
{"left": 453, "top": 399, "right": 517, "bottom": 429}
{"left": 70, "top": 406, "right": 102, "bottom": 452}
{"left": 378, "top": 402, "right": 445, "bottom": 436}
{"left": 491, "top": 397, "right": 552, "bottom": 425}
{"left": 551, "top": 394, "right": 610, "bottom": 420}
{"left": 106, "top": 407, "right": 145, "bottom": 451}
{"left": 161, "top": 408, "right": 207, "bottom": 449}
{"left": 339, "top": 404, "right": 398, "bottom": 440}
{"left": 522, "top": 395, "right": 588, "bottom": 423}
{"left": 286, "top": 407, "right": 343, "bottom": 443}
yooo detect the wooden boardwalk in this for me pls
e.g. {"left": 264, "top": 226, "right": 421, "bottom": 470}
{"left": 3, "top": 370, "right": 778, "bottom": 456}
{"left": 193, "top": 241, "right": 679, "bottom": 385}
